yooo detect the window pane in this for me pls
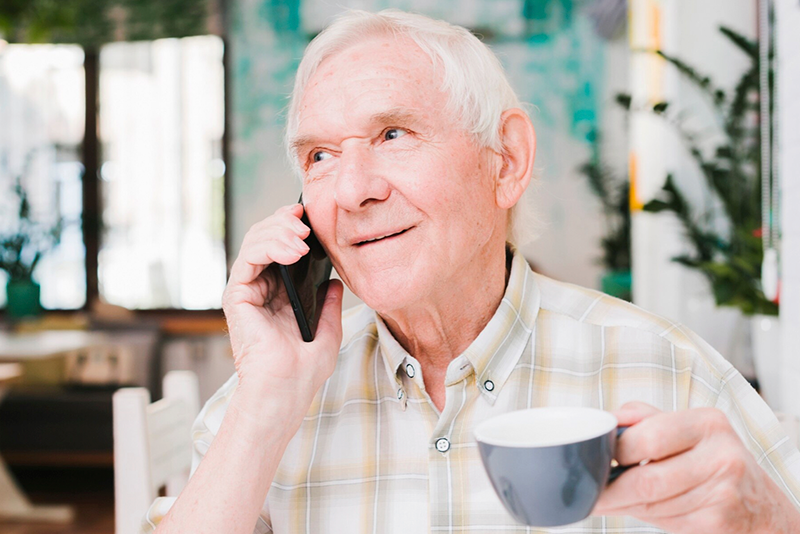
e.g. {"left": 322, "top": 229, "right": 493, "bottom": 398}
{"left": 98, "top": 36, "right": 226, "bottom": 309}
{"left": 0, "top": 44, "right": 87, "bottom": 310}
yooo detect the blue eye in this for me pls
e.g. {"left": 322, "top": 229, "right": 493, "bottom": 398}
{"left": 384, "top": 128, "right": 408, "bottom": 141}
{"left": 312, "top": 151, "right": 332, "bottom": 163}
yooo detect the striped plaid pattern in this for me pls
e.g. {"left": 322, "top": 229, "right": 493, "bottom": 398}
{"left": 142, "top": 249, "right": 800, "bottom": 533}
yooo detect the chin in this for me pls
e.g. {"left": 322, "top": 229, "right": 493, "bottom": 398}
{"left": 348, "top": 272, "right": 422, "bottom": 314}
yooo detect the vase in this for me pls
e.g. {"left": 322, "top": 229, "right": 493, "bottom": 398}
{"left": 5, "top": 279, "right": 42, "bottom": 319}
{"left": 751, "top": 314, "right": 782, "bottom": 410}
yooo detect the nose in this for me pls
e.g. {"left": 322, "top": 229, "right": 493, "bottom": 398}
{"left": 333, "top": 142, "right": 391, "bottom": 212}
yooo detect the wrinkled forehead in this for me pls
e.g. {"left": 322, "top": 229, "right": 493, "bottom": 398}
{"left": 294, "top": 34, "right": 453, "bottom": 137}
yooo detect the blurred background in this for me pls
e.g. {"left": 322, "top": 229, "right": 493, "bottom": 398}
{"left": 0, "top": 0, "right": 797, "bottom": 532}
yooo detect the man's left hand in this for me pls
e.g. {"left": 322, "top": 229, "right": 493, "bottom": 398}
{"left": 592, "top": 401, "right": 800, "bottom": 534}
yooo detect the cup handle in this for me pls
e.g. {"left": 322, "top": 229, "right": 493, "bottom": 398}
{"left": 608, "top": 426, "right": 631, "bottom": 484}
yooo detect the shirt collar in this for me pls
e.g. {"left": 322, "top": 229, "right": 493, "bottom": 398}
{"left": 374, "top": 312, "right": 410, "bottom": 391}
{"left": 374, "top": 245, "right": 541, "bottom": 405}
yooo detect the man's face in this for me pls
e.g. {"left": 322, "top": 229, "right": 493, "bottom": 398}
{"left": 294, "top": 35, "right": 506, "bottom": 313}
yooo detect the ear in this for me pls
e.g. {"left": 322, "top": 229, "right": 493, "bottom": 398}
{"left": 494, "top": 108, "right": 536, "bottom": 210}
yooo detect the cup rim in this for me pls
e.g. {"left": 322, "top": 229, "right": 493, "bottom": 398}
{"left": 473, "top": 407, "right": 618, "bottom": 448}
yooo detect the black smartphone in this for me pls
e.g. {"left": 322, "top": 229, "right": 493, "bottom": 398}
{"left": 274, "top": 195, "right": 333, "bottom": 342}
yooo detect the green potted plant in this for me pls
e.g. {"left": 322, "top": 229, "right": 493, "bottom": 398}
{"left": 578, "top": 130, "right": 632, "bottom": 301}
{"left": 616, "top": 25, "right": 776, "bottom": 317}
{"left": 1, "top": 173, "right": 63, "bottom": 319}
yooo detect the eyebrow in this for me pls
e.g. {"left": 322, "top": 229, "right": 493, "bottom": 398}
{"left": 289, "top": 107, "right": 426, "bottom": 159}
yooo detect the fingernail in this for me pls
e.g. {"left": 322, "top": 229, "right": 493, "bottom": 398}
{"left": 293, "top": 236, "right": 308, "bottom": 251}
{"left": 293, "top": 220, "right": 307, "bottom": 233}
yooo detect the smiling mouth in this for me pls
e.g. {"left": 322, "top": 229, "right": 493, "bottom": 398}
{"left": 355, "top": 227, "right": 413, "bottom": 246}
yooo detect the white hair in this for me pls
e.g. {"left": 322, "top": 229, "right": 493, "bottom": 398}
{"left": 285, "top": 9, "right": 539, "bottom": 245}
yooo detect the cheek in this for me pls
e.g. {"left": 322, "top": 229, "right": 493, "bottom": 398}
{"left": 424, "top": 151, "right": 496, "bottom": 226}
{"left": 302, "top": 187, "right": 337, "bottom": 246}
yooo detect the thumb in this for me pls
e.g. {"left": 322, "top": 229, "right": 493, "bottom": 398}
{"left": 312, "top": 279, "right": 344, "bottom": 350}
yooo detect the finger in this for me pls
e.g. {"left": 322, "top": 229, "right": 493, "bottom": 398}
{"left": 616, "top": 409, "right": 714, "bottom": 466}
{"left": 279, "top": 202, "right": 304, "bottom": 216}
{"left": 242, "top": 227, "right": 309, "bottom": 266}
{"left": 229, "top": 236, "right": 307, "bottom": 286}
{"left": 231, "top": 208, "right": 308, "bottom": 284}
{"left": 246, "top": 203, "right": 304, "bottom": 234}
{"left": 312, "top": 279, "right": 344, "bottom": 350}
{"left": 246, "top": 219, "right": 309, "bottom": 252}
{"left": 595, "top": 439, "right": 717, "bottom": 513}
{"left": 275, "top": 210, "right": 310, "bottom": 239}
{"left": 596, "top": 469, "right": 727, "bottom": 524}
{"left": 229, "top": 243, "right": 298, "bottom": 287}
{"left": 613, "top": 401, "right": 662, "bottom": 426}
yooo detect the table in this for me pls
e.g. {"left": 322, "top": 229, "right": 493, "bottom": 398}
{"left": 0, "top": 330, "right": 108, "bottom": 524}
{"left": 0, "top": 331, "right": 110, "bottom": 359}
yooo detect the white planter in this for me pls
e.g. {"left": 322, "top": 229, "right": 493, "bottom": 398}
{"left": 751, "top": 314, "right": 782, "bottom": 410}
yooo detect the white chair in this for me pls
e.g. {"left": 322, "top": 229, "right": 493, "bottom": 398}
{"left": 113, "top": 370, "right": 200, "bottom": 534}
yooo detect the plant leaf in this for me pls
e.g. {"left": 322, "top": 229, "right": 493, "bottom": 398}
{"left": 615, "top": 93, "right": 632, "bottom": 110}
{"left": 719, "top": 26, "right": 758, "bottom": 59}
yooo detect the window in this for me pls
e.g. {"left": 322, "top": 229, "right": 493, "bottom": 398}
{"left": 0, "top": 44, "right": 87, "bottom": 309}
{"left": 98, "top": 36, "right": 226, "bottom": 309}
{"left": 0, "top": 35, "right": 227, "bottom": 311}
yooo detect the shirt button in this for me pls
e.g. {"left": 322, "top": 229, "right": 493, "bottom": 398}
{"left": 405, "top": 363, "right": 416, "bottom": 378}
{"left": 435, "top": 437, "right": 451, "bottom": 453}
{"left": 484, "top": 379, "right": 495, "bottom": 392}
{"left": 397, "top": 388, "right": 405, "bottom": 400}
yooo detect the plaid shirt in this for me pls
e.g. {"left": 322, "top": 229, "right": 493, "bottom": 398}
{"left": 142, "top": 249, "right": 800, "bottom": 533}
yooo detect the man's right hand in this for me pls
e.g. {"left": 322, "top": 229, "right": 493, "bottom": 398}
{"left": 221, "top": 202, "right": 343, "bottom": 433}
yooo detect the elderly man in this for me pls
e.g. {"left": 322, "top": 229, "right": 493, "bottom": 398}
{"left": 144, "top": 9, "right": 800, "bottom": 534}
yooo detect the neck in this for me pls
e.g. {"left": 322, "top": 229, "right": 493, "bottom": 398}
{"left": 380, "top": 241, "right": 510, "bottom": 371}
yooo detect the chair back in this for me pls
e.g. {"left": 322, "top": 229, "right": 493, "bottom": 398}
{"left": 113, "top": 370, "right": 200, "bottom": 534}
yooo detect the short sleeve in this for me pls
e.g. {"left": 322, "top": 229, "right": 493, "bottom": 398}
{"left": 714, "top": 367, "right": 800, "bottom": 512}
{"left": 138, "top": 372, "right": 273, "bottom": 533}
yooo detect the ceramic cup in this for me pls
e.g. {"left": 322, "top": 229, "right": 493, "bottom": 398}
{"left": 474, "top": 407, "right": 628, "bottom": 527}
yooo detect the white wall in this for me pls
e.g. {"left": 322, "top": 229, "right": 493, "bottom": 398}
{"left": 777, "top": 0, "right": 800, "bottom": 417}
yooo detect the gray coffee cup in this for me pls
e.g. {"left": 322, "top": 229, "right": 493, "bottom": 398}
{"left": 474, "top": 407, "right": 628, "bottom": 527}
